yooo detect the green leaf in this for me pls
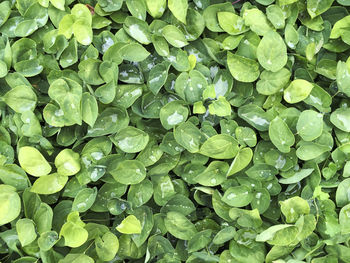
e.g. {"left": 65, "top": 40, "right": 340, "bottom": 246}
{"left": 284, "top": 79, "right": 314, "bottom": 104}
{"left": 266, "top": 5, "right": 285, "bottom": 29}
{"left": 73, "top": 19, "right": 93, "bottom": 46}
{"left": 257, "top": 30, "right": 288, "bottom": 72}
{"left": 256, "top": 68, "right": 291, "bottom": 95}
{"left": 213, "top": 226, "right": 236, "bottom": 245}
{"left": 339, "top": 204, "right": 350, "bottom": 234}
{"left": 72, "top": 187, "right": 97, "bottom": 212}
{"left": 174, "top": 70, "right": 207, "bottom": 103}
{"left": 330, "top": 108, "right": 350, "bottom": 132}
{"left": 218, "top": 12, "right": 246, "bottom": 35}
{"left": 95, "top": 232, "right": 119, "bottom": 261}
{"left": 174, "top": 122, "right": 203, "bottom": 153}
{"left": 112, "top": 126, "right": 149, "bottom": 153}
{"left": 227, "top": 147, "right": 253, "bottom": 176}
{"left": 38, "top": 231, "right": 59, "bottom": 251}
{"left": 285, "top": 23, "right": 299, "bottom": 49}
{"left": 98, "top": 0, "right": 123, "bottom": 12}
{"left": 160, "top": 101, "right": 188, "bottom": 130}
{"left": 0, "top": 1, "right": 11, "bottom": 27}
{"left": 119, "top": 42, "right": 150, "bottom": 62}
{"left": 31, "top": 173, "right": 68, "bottom": 195}
{"left": 227, "top": 52, "right": 260, "bottom": 82}
{"left": 243, "top": 8, "right": 273, "bottom": 35}
{"left": 160, "top": 194, "right": 195, "bottom": 215}
{"left": 296, "top": 110, "right": 323, "bottom": 141}
{"left": 55, "top": 149, "right": 80, "bottom": 176}
{"left": 235, "top": 127, "right": 257, "bottom": 147}
{"left": 269, "top": 116, "right": 295, "bottom": 153}
{"left": 0, "top": 185, "right": 21, "bottom": 226}
{"left": 60, "top": 212, "right": 88, "bottom": 248}
{"left": 168, "top": 0, "right": 188, "bottom": 24}
{"left": 3, "top": 85, "right": 37, "bottom": 113}
{"left": 200, "top": 134, "right": 239, "bottom": 159}
{"left": 48, "top": 78, "right": 82, "bottom": 125}
{"left": 148, "top": 63, "right": 168, "bottom": 95}
{"left": 230, "top": 208, "right": 263, "bottom": 228}
{"left": 279, "top": 168, "right": 314, "bottom": 184}
{"left": 256, "top": 224, "right": 295, "bottom": 243}
{"left": 81, "top": 92, "right": 98, "bottom": 127}
{"left": 116, "top": 215, "right": 142, "bottom": 234}
{"left": 127, "top": 179, "right": 153, "bottom": 207}
{"left": 209, "top": 96, "right": 232, "bottom": 116}
{"left": 34, "top": 203, "right": 53, "bottom": 234}
{"left": 307, "top": 0, "right": 334, "bottom": 18}
{"left": 110, "top": 160, "right": 146, "bottom": 185}
{"left": 78, "top": 58, "right": 104, "bottom": 85}
{"left": 194, "top": 161, "right": 229, "bottom": 186}
{"left": 145, "top": 0, "right": 166, "bottom": 18}
{"left": 0, "top": 164, "right": 29, "bottom": 191}
{"left": 0, "top": 60, "right": 7, "bottom": 78}
{"left": 238, "top": 104, "right": 271, "bottom": 131}
{"left": 162, "top": 25, "right": 189, "bottom": 48}
{"left": 86, "top": 106, "right": 129, "bottom": 137}
{"left": 50, "top": 0, "right": 65, "bottom": 11}
{"left": 203, "top": 3, "right": 234, "bottom": 32}
{"left": 18, "top": 146, "right": 51, "bottom": 177}
{"left": 58, "top": 14, "right": 75, "bottom": 39}
{"left": 222, "top": 185, "right": 253, "bottom": 207}
{"left": 280, "top": 196, "right": 310, "bottom": 223}
{"left": 60, "top": 38, "right": 78, "bottom": 68}
{"left": 71, "top": 4, "right": 92, "bottom": 24}
{"left": 16, "top": 219, "right": 37, "bottom": 246}
{"left": 336, "top": 61, "right": 350, "bottom": 97}
{"left": 296, "top": 141, "right": 330, "bottom": 161}
{"left": 336, "top": 178, "right": 350, "bottom": 207}
{"left": 164, "top": 211, "right": 197, "bottom": 240}
{"left": 126, "top": 0, "right": 147, "bottom": 20}
{"left": 124, "top": 16, "right": 151, "bottom": 44}
{"left": 59, "top": 254, "right": 94, "bottom": 263}
{"left": 188, "top": 229, "right": 212, "bottom": 253}
{"left": 246, "top": 163, "right": 278, "bottom": 181}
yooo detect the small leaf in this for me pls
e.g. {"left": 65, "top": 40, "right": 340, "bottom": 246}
{"left": 81, "top": 92, "right": 98, "bottom": 127}
{"left": 280, "top": 196, "right": 310, "bottom": 223}
{"left": 18, "top": 146, "right": 51, "bottom": 177}
{"left": 227, "top": 147, "right": 253, "bottom": 176}
{"left": 164, "top": 211, "right": 197, "bottom": 240}
{"left": 50, "top": 0, "right": 65, "bottom": 11}
{"left": 162, "top": 25, "right": 189, "bottom": 48}
{"left": 284, "top": 79, "right": 314, "bottom": 104}
{"left": 296, "top": 110, "right": 323, "bottom": 141}
{"left": 227, "top": 52, "right": 260, "bottom": 82}
{"left": 116, "top": 215, "right": 142, "bottom": 234}
{"left": 330, "top": 108, "right": 350, "bottom": 132}
{"left": 55, "top": 149, "right": 81, "bottom": 176}
{"left": 72, "top": 187, "right": 97, "bottom": 212}
{"left": 257, "top": 30, "right": 287, "bottom": 72}
{"left": 3, "top": 85, "right": 37, "bottom": 113}
{"left": 60, "top": 212, "right": 88, "bottom": 248}
{"left": 222, "top": 185, "right": 253, "bottom": 207}
{"left": 200, "top": 134, "right": 239, "bottom": 159}
{"left": 269, "top": 116, "right": 295, "bottom": 153}
{"left": 168, "top": 0, "right": 188, "bottom": 24}
{"left": 16, "top": 219, "right": 37, "bottom": 247}
{"left": 31, "top": 173, "right": 68, "bottom": 195}
{"left": 0, "top": 185, "right": 21, "bottom": 226}
{"left": 95, "top": 232, "right": 119, "bottom": 261}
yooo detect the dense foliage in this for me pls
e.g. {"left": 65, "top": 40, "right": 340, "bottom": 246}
{"left": 1, "top": 0, "right": 350, "bottom": 262}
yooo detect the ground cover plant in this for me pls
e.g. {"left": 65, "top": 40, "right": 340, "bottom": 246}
{"left": 2, "top": 0, "right": 350, "bottom": 262}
